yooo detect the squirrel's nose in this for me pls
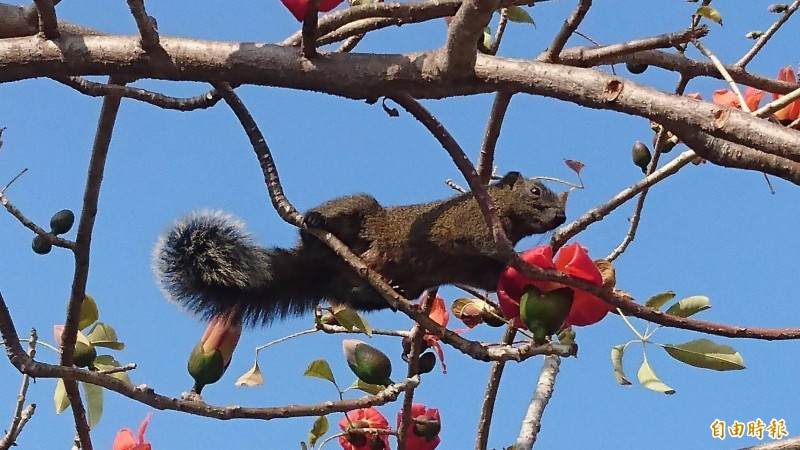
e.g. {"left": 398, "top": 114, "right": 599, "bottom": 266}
{"left": 554, "top": 210, "right": 567, "bottom": 225}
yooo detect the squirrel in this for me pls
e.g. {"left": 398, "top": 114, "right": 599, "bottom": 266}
{"left": 152, "top": 172, "right": 566, "bottom": 325}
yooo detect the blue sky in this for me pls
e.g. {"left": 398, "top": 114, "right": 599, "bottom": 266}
{"left": 1, "top": 1, "right": 799, "bottom": 449}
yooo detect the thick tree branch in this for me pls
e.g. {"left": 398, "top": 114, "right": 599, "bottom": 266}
{"left": 477, "top": 92, "right": 512, "bottom": 184}
{"left": 2, "top": 35, "right": 799, "bottom": 169}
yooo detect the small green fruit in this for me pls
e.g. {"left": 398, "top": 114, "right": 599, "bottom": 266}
{"left": 50, "top": 209, "right": 75, "bottom": 235}
{"left": 626, "top": 61, "right": 648, "bottom": 74}
{"left": 73, "top": 341, "right": 98, "bottom": 368}
{"left": 32, "top": 234, "right": 53, "bottom": 255}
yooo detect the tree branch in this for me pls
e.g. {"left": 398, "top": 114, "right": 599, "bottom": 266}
{"left": 474, "top": 325, "right": 516, "bottom": 450}
{"left": 439, "top": 0, "right": 499, "bottom": 76}
{"left": 31, "top": 0, "right": 59, "bottom": 39}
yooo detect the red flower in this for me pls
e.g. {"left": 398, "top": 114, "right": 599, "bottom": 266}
{"left": 421, "top": 295, "right": 448, "bottom": 374}
{"left": 398, "top": 404, "right": 441, "bottom": 450}
{"left": 113, "top": 413, "right": 152, "bottom": 450}
{"left": 281, "top": 0, "right": 345, "bottom": 22}
{"left": 773, "top": 66, "right": 800, "bottom": 123}
{"left": 338, "top": 407, "right": 391, "bottom": 450}
{"left": 497, "top": 243, "right": 608, "bottom": 328}
{"left": 712, "top": 87, "right": 766, "bottom": 112}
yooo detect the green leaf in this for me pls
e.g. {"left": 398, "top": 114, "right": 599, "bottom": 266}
{"left": 611, "top": 345, "right": 632, "bottom": 386}
{"left": 637, "top": 357, "right": 675, "bottom": 395}
{"left": 304, "top": 359, "right": 337, "bottom": 385}
{"left": 695, "top": 6, "right": 723, "bottom": 25}
{"left": 86, "top": 322, "right": 124, "bottom": 350}
{"left": 505, "top": 6, "right": 535, "bottom": 26}
{"left": 235, "top": 361, "right": 265, "bottom": 387}
{"left": 644, "top": 291, "right": 676, "bottom": 310}
{"left": 332, "top": 308, "right": 373, "bottom": 337}
{"left": 78, "top": 295, "right": 99, "bottom": 331}
{"left": 662, "top": 339, "right": 745, "bottom": 371}
{"left": 93, "top": 355, "right": 131, "bottom": 384}
{"left": 665, "top": 295, "right": 711, "bottom": 318}
{"left": 349, "top": 379, "right": 385, "bottom": 395}
{"left": 308, "top": 415, "right": 329, "bottom": 447}
{"left": 54, "top": 379, "right": 70, "bottom": 414}
{"left": 82, "top": 381, "right": 103, "bottom": 429}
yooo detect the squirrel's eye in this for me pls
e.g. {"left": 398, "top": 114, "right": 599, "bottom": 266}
{"left": 530, "top": 186, "right": 541, "bottom": 196}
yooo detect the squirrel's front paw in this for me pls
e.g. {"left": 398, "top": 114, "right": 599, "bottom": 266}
{"left": 303, "top": 211, "right": 327, "bottom": 229}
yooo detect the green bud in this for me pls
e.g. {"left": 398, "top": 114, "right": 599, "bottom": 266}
{"left": 520, "top": 287, "right": 574, "bottom": 345}
{"left": 32, "top": 234, "right": 53, "bottom": 255}
{"left": 343, "top": 339, "right": 393, "bottom": 386}
{"left": 626, "top": 61, "right": 648, "bottom": 75}
{"left": 73, "top": 341, "right": 98, "bottom": 368}
{"left": 631, "top": 141, "right": 652, "bottom": 174}
{"left": 418, "top": 352, "right": 436, "bottom": 374}
{"left": 50, "top": 209, "right": 75, "bottom": 235}
{"left": 187, "top": 342, "right": 225, "bottom": 394}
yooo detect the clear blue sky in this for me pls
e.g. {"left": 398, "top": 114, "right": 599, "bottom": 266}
{"left": 1, "top": 1, "right": 799, "bottom": 449}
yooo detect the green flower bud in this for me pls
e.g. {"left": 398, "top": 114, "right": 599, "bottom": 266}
{"left": 342, "top": 339, "right": 393, "bottom": 386}
{"left": 50, "top": 209, "right": 75, "bottom": 235}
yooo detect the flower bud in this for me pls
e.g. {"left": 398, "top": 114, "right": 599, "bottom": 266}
{"left": 342, "top": 339, "right": 393, "bottom": 386}
{"left": 188, "top": 314, "right": 242, "bottom": 393}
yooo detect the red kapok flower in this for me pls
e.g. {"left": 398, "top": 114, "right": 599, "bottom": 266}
{"left": 281, "top": 0, "right": 345, "bottom": 22}
{"left": 421, "top": 295, "right": 449, "bottom": 374}
{"left": 497, "top": 243, "right": 609, "bottom": 328}
{"left": 113, "top": 413, "right": 152, "bottom": 450}
{"left": 773, "top": 66, "right": 800, "bottom": 123}
{"left": 338, "top": 407, "right": 391, "bottom": 450}
{"left": 398, "top": 404, "right": 441, "bottom": 450}
{"left": 712, "top": 86, "right": 766, "bottom": 112}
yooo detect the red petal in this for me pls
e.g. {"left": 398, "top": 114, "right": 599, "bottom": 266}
{"left": 427, "top": 295, "right": 449, "bottom": 327}
{"left": 744, "top": 87, "right": 766, "bottom": 111}
{"left": 137, "top": 413, "right": 152, "bottom": 443}
{"left": 564, "top": 291, "right": 611, "bottom": 327}
{"left": 280, "top": 0, "right": 308, "bottom": 21}
{"left": 112, "top": 429, "right": 137, "bottom": 450}
{"left": 319, "top": 0, "right": 345, "bottom": 12}
{"left": 712, "top": 89, "right": 739, "bottom": 107}
{"left": 554, "top": 243, "right": 602, "bottom": 285}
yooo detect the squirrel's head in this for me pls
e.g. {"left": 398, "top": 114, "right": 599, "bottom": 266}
{"left": 491, "top": 171, "right": 567, "bottom": 242}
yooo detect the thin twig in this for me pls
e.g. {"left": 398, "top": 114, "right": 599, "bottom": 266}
{"left": 693, "top": 40, "right": 749, "bottom": 112}
{"left": 488, "top": 10, "right": 508, "bottom": 56}
{"left": 737, "top": 0, "right": 800, "bottom": 68}
{"left": 0, "top": 329, "right": 38, "bottom": 450}
{"left": 0, "top": 191, "right": 76, "bottom": 250}
{"left": 539, "top": 0, "right": 592, "bottom": 62}
{"left": 514, "top": 355, "right": 560, "bottom": 449}
{"left": 552, "top": 150, "right": 697, "bottom": 250}
{"left": 1, "top": 168, "right": 28, "bottom": 195}
{"left": 56, "top": 77, "right": 224, "bottom": 112}
{"left": 31, "top": 0, "right": 59, "bottom": 39}
{"left": 397, "top": 290, "right": 436, "bottom": 450}
{"left": 474, "top": 325, "right": 516, "bottom": 450}
{"left": 95, "top": 363, "right": 136, "bottom": 375}
{"left": 754, "top": 86, "right": 800, "bottom": 118}
{"left": 301, "top": 0, "right": 322, "bottom": 58}
{"left": 477, "top": 92, "right": 512, "bottom": 185}
{"left": 336, "top": 33, "right": 366, "bottom": 53}
{"left": 606, "top": 75, "right": 691, "bottom": 261}
{"left": 445, "top": 179, "right": 468, "bottom": 193}
{"left": 557, "top": 26, "right": 709, "bottom": 66}
{"left": 126, "top": 0, "right": 159, "bottom": 50}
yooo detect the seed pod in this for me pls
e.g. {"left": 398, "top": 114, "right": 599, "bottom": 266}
{"left": 626, "top": 61, "right": 648, "bottom": 74}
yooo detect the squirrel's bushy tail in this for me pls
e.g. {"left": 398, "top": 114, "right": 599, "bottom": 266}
{"left": 152, "top": 211, "right": 328, "bottom": 325}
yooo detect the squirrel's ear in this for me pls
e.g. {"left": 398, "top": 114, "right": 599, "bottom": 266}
{"left": 495, "top": 171, "right": 523, "bottom": 188}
